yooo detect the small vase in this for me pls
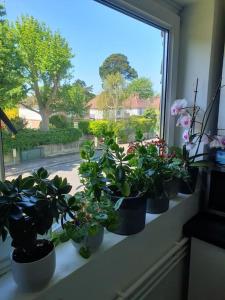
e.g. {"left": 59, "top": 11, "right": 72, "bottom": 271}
{"left": 179, "top": 167, "right": 198, "bottom": 194}
{"left": 71, "top": 226, "right": 104, "bottom": 253}
{"left": 109, "top": 194, "right": 147, "bottom": 235}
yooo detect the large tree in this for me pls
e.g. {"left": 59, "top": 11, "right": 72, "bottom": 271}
{"left": 126, "top": 77, "right": 154, "bottom": 99}
{"left": 97, "top": 72, "right": 126, "bottom": 121}
{"left": 13, "top": 16, "right": 74, "bottom": 131}
{"left": 99, "top": 53, "right": 138, "bottom": 81}
{"left": 0, "top": 5, "right": 25, "bottom": 108}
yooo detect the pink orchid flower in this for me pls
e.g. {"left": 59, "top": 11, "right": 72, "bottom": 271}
{"left": 180, "top": 114, "right": 192, "bottom": 128}
{"left": 182, "top": 130, "right": 189, "bottom": 142}
{"left": 171, "top": 99, "right": 187, "bottom": 116}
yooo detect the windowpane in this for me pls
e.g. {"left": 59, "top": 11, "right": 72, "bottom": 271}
{"left": 2, "top": 0, "right": 167, "bottom": 198}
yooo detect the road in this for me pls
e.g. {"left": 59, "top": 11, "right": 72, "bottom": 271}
{"left": 6, "top": 152, "right": 100, "bottom": 194}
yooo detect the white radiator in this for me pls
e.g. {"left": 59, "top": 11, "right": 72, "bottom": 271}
{"left": 115, "top": 238, "right": 189, "bottom": 300}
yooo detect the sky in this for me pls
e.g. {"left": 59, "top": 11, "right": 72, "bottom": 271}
{"left": 5, "top": 0, "right": 164, "bottom": 94}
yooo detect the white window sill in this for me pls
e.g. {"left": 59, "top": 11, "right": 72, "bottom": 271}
{"left": 0, "top": 193, "right": 198, "bottom": 300}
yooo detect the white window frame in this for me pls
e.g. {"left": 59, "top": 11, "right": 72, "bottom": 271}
{"left": 95, "top": 0, "right": 180, "bottom": 145}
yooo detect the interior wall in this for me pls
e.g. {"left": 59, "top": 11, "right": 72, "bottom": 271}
{"left": 176, "top": 0, "right": 225, "bottom": 145}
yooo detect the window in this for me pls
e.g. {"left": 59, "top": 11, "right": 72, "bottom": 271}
{"left": 0, "top": 0, "right": 178, "bottom": 273}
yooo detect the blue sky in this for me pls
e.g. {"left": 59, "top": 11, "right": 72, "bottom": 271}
{"left": 5, "top": 0, "right": 163, "bottom": 94}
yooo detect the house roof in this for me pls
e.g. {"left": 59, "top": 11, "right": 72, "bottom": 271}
{"left": 88, "top": 94, "right": 160, "bottom": 110}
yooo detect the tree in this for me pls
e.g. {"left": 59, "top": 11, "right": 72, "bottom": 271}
{"left": 0, "top": 3, "right": 6, "bottom": 22}
{"left": 126, "top": 77, "right": 154, "bottom": 99}
{"left": 0, "top": 5, "right": 25, "bottom": 108}
{"left": 13, "top": 16, "right": 74, "bottom": 131}
{"left": 97, "top": 72, "right": 126, "bottom": 121}
{"left": 99, "top": 53, "right": 138, "bottom": 81}
{"left": 57, "top": 80, "right": 95, "bottom": 119}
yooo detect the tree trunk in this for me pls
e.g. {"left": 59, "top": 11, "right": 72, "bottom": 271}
{"left": 39, "top": 108, "right": 49, "bottom": 131}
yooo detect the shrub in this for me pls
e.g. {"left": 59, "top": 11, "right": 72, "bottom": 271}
{"left": 78, "top": 120, "right": 90, "bottom": 135}
{"left": 3, "top": 128, "right": 82, "bottom": 154}
{"left": 89, "top": 120, "right": 109, "bottom": 137}
{"left": 49, "top": 115, "right": 73, "bottom": 129}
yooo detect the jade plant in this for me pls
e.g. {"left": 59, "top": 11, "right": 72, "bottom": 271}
{"left": 0, "top": 168, "right": 72, "bottom": 263}
{"left": 99, "top": 130, "right": 149, "bottom": 200}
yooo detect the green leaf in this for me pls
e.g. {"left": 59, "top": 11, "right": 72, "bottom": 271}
{"left": 114, "top": 197, "right": 124, "bottom": 210}
{"left": 79, "top": 246, "right": 91, "bottom": 259}
{"left": 121, "top": 181, "right": 130, "bottom": 197}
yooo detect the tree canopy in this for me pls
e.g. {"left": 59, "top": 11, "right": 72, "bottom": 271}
{"left": 96, "top": 72, "right": 126, "bottom": 121}
{"left": 126, "top": 77, "right": 154, "bottom": 99}
{"left": 0, "top": 5, "right": 25, "bottom": 108}
{"left": 99, "top": 53, "right": 138, "bottom": 81}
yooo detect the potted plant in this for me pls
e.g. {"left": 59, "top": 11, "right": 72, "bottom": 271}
{"left": 210, "top": 135, "right": 225, "bottom": 165}
{"left": 128, "top": 132, "right": 187, "bottom": 214}
{"left": 170, "top": 79, "right": 223, "bottom": 194}
{"left": 51, "top": 140, "right": 117, "bottom": 258}
{"left": 0, "top": 168, "right": 72, "bottom": 291}
{"left": 52, "top": 191, "right": 117, "bottom": 258}
{"left": 99, "top": 130, "right": 149, "bottom": 235}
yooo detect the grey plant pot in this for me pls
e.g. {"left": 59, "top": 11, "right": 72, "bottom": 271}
{"left": 11, "top": 247, "right": 56, "bottom": 291}
{"left": 71, "top": 226, "right": 104, "bottom": 253}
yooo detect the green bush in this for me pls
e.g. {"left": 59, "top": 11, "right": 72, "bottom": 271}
{"left": 87, "top": 116, "right": 157, "bottom": 142}
{"left": 49, "top": 115, "right": 73, "bottom": 129}
{"left": 3, "top": 128, "right": 82, "bottom": 154}
{"left": 78, "top": 120, "right": 90, "bottom": 135}
{"left": 89, "top": 120, "right": 109, "bottom": 137}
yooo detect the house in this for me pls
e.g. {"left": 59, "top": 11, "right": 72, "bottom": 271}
{"left": 18, "top": 106, "right": 41, "bottom": 129}
{"left": 88, "top": 94, "right": 160, "bottom": 119}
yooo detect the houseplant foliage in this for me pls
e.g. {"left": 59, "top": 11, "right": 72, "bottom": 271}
{"left": 128, "top": 131, "right": 188, "bottom": 213}
{"left": 99, "top": 130, "right": 150, "bottom": 235}
{"left": 171, "top": 79, "right": 223, "bottom": 193}
{"left": 52, "top": 140, "right": 118, "bottom": 258}
{"left": 0, "top": 168, "right": 72, "bottom": 290}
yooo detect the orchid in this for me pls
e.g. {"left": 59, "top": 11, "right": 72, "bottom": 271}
{"left": 171, "top": 78, "right": 223, "bottom": 167}
{"left": 182, "top": 130, "right": 189, "bottom": 142}
{"left": 180, "top": 114, "right": 192, "bottom": 129}
{"left": 170, "top": 99, "right": 187, "bottom": 116}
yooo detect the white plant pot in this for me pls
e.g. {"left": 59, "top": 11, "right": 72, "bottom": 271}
{"left": 11, "top": 246, "right": 56, "bottom": 291}
{"left": 71, "top": 226, "right": 104, "bottom": 253}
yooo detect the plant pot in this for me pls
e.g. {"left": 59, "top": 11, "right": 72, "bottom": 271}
{"left": 11, "top": 241, "right": 56, "bottom": 291}
{"left": 179, "top": 167, "right": 198, "bottom": 194}
{"left": 215, "top": 149, "right": 225, "bottom": 165}
{"left": 163, "top": 178, "right": 179, "bottom": 199}
{"left": 71, "top": 226, "right": 104, "bottom": 253}
{"left": 109, "top": 194, "right": 147, "bottom": 235}
{"left": 146, "top": 192, "right": 169, "bottom": 214}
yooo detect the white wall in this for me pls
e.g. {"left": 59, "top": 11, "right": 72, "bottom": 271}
{"left": 176, "top": 0, "right": 225, "bottom": 145}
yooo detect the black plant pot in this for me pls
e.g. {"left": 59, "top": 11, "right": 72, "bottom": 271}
{"left": 179, "top": 167, "right": 199, "bottom": 194}
{"left": 109, "top": 194, "right": 147, "bottom": 235}
{"left": 146, "top": 192, "right": 169, "bottom": 214}
{"left": 163, "top": 178, "right": 179, "bottom": 200}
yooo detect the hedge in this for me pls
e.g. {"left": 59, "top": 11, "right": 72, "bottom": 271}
{"left": 3, "top": 128, "right": 82, "bottom": 154}
{"left": 81, "top": 116, "right": 158, "bottom": 141}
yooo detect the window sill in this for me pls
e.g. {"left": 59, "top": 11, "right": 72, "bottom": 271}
{"left": 0, "top": 193, "right": 198, "bottom": 300}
